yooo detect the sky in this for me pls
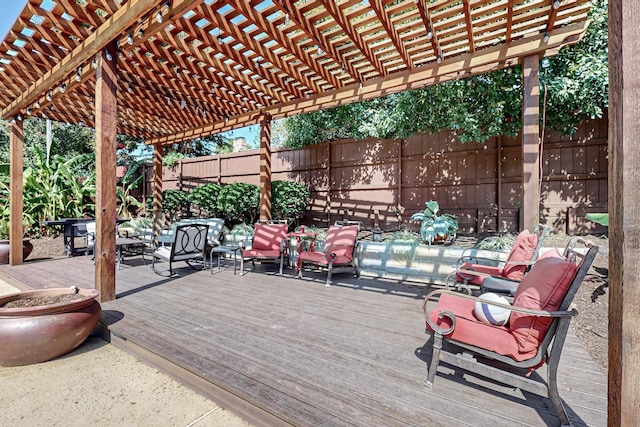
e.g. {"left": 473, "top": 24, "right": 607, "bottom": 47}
{"left": 0, "top": 0, "right": 258, "bottom": 145}
{"left": 0, "top": 1, "right": 27, "bottom": 42}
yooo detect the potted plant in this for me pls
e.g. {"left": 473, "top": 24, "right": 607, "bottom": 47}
{"left": 0, "top": 287, "right": 101, "bottom": 366}
{"left": 0, "top": 219, "right": 33, "bottom": 264}
{"left": 410, "top": 201, "right": 458, "bottom": 245}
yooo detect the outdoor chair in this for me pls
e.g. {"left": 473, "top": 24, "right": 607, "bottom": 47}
{"left": 446, "top": 224, "right": 551, "bottom": 295}
{"left": 160, "top": 218, "right": 225, "bottom": 248}
{"left": 297, "top": 224, "right": 359, "bottom": 287}
{"left": 422, "top": 237, "right": 603, "bottom": 426}
{"left": 85, "top": 221, "right": 123, "bottom": 258}
{"left": 240, "top": 222, "right": 288, "bottom": 275}
{"left": 151, "top": 223, "right": 209, "bottom": 276}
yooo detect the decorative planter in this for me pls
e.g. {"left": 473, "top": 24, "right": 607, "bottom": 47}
{"left": 0, "top": 288, "right": 101, "bottom": 367}
{"left": 357, "top": 242, "right": 506, "bottom": 285}
{"left": 0, "top": 238, "right": 33, "bottom": 264}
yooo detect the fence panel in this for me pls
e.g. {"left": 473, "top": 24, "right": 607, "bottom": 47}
{"left": 133, "top": 116, "right": 608, "bottom": 234}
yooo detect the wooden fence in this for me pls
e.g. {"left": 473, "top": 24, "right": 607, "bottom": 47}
{"left": 134, "top": 116, "right": 608, "bottom": 234}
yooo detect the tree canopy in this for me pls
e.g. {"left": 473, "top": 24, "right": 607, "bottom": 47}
{"left": 283, "top": 0, "right": 608, "bottom": 148}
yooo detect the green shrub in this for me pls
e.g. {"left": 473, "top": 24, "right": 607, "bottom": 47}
{"left": 146, "top": 190, "right": 189, "bottom": 223}
{"left": 271, "top": 181, "right": 311, "bottom": 221}
{"left": 188, "top": 183, "right": 222, "bottom": 218}
{"left": 216, "top": 183, "right": 259, "bottom": 225}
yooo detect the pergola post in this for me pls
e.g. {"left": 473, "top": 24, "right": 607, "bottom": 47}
{"left": 94, "top": 41, "right": 118, "bottom": 302}
{"left": 259, "top": 114, "right": 272, "bottom": 221}
{"left": 608, "top": 1, "right": 640, "bottom": 424}
{"left": 9, "top": 118, "right": 24, "bottom": 266}
{"left": 521, "top": 54, "right": 540, "bottom": 231}
{"left": 153, "top": 143, "right": 164, "bottom": 240}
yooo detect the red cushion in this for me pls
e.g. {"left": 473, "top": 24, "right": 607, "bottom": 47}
{"left": 501, "top": 230, "right": 538, "bottom": 280}
{"left": 252, "top": 223, "right": 287, "bottom": 251}
{"left": 509, "top": 255, "right": 577, "bottom": 353}
{"left": 324, "top": 225, "right": 358, "bottom": 259}
{"left": 299, "top": 251, "right": 352, "bottom": 266}
{"left": 426, "top": 294, "right": 533, "bottom": 361}
{"left": 243, "top": 248, "right": 282, "bottom": 259}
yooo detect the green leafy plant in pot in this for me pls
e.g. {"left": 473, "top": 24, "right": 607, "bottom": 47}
{"left": 410, "top": 201, "right": 458, "bottom": 245}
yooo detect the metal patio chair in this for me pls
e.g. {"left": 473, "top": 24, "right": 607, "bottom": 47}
{"left": 422, "top": 237, "right": 603, "bottom": 426}
{"left": 151, "top": 223, "right": 209, "bottom": 276}
{"left": 297, "top": 223, "right": 360, "bottom": 287}
{"left": 240, "top": 222, "right": 289, "bottom": 275}
{"left": 446, "top": 224, "right": 551, "bottom": 295}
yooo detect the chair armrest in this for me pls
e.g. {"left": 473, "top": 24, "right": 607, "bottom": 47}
{"left": 423, "top": 289, "right": 577, "bottom": 336}
{"left": 323, "top": 243, "right": 356, "bottom": 262}
{"left": 456, "top": 247, "right": 510, "bottom": 269}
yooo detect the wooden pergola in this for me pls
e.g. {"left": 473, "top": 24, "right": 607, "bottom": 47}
{"left": 0, "top": 1, "right": 637, "bottom": 422}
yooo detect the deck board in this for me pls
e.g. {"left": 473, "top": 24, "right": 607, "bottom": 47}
{"left": 0, "top": 256, "right": 607, "bottom": 427}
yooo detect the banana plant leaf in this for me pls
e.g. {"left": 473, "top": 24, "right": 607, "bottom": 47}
{"left": 585, "top": 213, "right": 609, "bottom": 226}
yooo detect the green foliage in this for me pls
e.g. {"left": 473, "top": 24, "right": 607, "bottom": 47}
{"left": 163, "top": 151, "right": 186, "bottom": 168}
{"left": 116, "top": 161, "right": 144, "bottom": 219}
{"left": 145, "top": 190, "right": 190, "bottom": 223}
{"left": 271, "top": 181, "right": 311, "bottom": 221}
{"left": 385, "top": 229, "right": 421, "bottom": 243}
{"left": 281, "top": 1, "right": 608, "bottom": 145}
{"left": 0, "top": 221, "right": 8, "bottom": 239}
{"left": 410, "top": 201, "right": 458, "bottom": 245}
{"left": 188, "top": 183, "right": 222, "bottom": 217}
{"left": 216, "top": 183, "right": 260, "bottom": 225}
{"left": 475, "top": 234, "right": 515, "bottom": 251}
{"left": 538, "top": 0, "right": 609, "bottom": 135}
{"left": 0, "top": 147, "right": 96, "bottom": 236}
{"left": 0, "top": 118, "right": 96, "bottom": 170}
{"left": 229, "top": 223, "right": 254, "bottom": 237}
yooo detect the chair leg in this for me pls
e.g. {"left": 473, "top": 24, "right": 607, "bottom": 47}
{"left": 425, "top": 332, "right": 443, "bottom": 388}
{"left": 325, "top": 261, "right": 334, "bottom": 287}
{"left": 278, "top": 254, "right": 283, "bottom": 275}
{"left": 548, "top": 320, "right": 572, "bottom": 426}
{"left": 298, "top": 261, "right": 303, "bottom": 279}
{"left": 240, "top": 256, "right": 246, "bottom": 275}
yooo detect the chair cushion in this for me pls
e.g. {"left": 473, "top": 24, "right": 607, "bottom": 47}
{"left": 153, "top": 246, "right": 171, "bottom": 261}
{"left": 243, "top": 248, "right": 282, "bottom": 259}
{"left": 298, "top": 250, "right": 352, "bottom": 266}
{"left": 324, "top": 225, "right": 358, "bottom": 259}
{"left": 509, "top": 255, "right": 577, "bottom": 354}
{"left": 426, "top": 294, "right": 533, "bottom": 361}
{"left": 501, "top": 230, "right": 538, "bottom": 281}
{"left": 252, "top": 223, "right": 288, "bottom": 251}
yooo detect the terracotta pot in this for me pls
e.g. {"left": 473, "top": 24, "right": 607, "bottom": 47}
{"left": 0, "top": 288, "right": 101, "bottom": 367}
{"left": 0, "top": 238, "right": 34, "bottom": 264}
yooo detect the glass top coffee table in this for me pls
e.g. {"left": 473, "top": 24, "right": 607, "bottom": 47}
{"left": 209, "top": 245, "right": 240, "bottom": 274}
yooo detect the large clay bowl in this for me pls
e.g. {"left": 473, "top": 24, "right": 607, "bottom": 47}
{"left": 0, "top": 288, "right": 101, "bottom": 366}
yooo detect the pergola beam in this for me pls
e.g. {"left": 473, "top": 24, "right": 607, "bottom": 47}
{"left": 9, "top": 119, "right": 24, "bottom": 266}
{"left": 147, "top": 21, "right": 588, "bottom": 146}
{"left": 259, "top": 114, "right": 272, "bottom": 221}
{"left": 521, "top": 54, "right": 541, "bottom": 231}
{"left": 94, "top": 41, "right": 118, "bottom": 303}
{"left": 1, "top": 0, "right": 158, "bottom": 119}
{"left": 608, "top": 0, "right": 640, "bottom": 423}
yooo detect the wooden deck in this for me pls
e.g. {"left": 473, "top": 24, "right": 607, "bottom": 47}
{"left": 0, "top": 255, "right": 607, "bottom": 426}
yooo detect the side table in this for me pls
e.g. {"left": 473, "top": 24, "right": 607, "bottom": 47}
{"left": 209, "top": 245, "right": 240, "bottom": 274}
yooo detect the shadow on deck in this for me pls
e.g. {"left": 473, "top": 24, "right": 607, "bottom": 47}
{"left": 0, "top": 256, "right": 607, "bottom": 427}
